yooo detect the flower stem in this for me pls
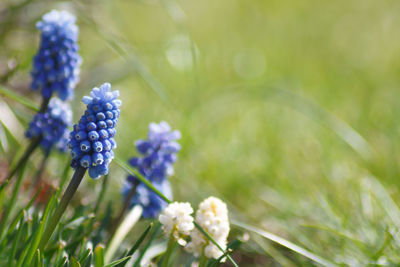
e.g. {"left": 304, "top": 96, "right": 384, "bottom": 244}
{"left": 38, "top": 166, "right": 86, "bottom": 250}
{"left": 0, "top": 162, "right": 27, "bottom": 241}
{"left": 39, "top": 97, "right": 50, "bottom": 112}
{"left": 32, "top": 150, "right": 51, "bottom": 188}
{"left": 161, "top": 235, "right": 176, "bottom": 267}
{"left": 108, "top": 179, "right": 139, "bottom": 240}
{"left": 198, "top": 254, "right": 208, "bottom": 267}
{"left": 2, "top": 136, "right": 41, "bottom": 188}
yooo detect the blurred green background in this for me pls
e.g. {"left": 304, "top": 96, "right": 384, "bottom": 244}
{"left": 2, "top": 0, "right": 400, "bottom": 265}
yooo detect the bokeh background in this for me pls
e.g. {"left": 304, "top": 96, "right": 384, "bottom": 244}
{"left": 1, "top": 0, "right": 400, "bottom": 265}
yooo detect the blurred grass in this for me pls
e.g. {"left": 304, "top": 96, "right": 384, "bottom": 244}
{"left": 2, "top": 0, "right": 400, "bottom": 265}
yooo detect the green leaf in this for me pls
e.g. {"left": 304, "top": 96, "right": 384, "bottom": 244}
{"left": 94, "top": 244, "right": 105, "bottom": 267}
{"left": 0, "top": 162, "right": 27, "bottom": 242}
{"left": 194, "top": 222, "right": 238, "bottom": 267}
{"left": 133, "top": 223, "right": 162, "bottom": 267}
{"left": 33, "top": 249, "right": 42, "bottom": 267}
{"left": 70, "top": 257, "right": 81, "bottom": 267}
{"left": 82, "top": 253, "right": 92, "bottom": 267}
{"left": 63, "top": 214, "right": 95, "bottom": 230}
{"left": 114, "top": 157, "right": 171, "bottom": 203}
{"left": 78, "top": 248, "right": 92, "bottom": 264}
{"left": 19, "top": 193, "right": 57, "bottom": 267}
{"left": 0, "top": 85, "right": 39, "bottom": 111}
{"left": 126, "top": 224, "right": 153, "bottom": 257}
{"left": 116, "top": 223, "right": 153, "bottom": 267}
{"left": 105, "top": 205, "right": 143, "bottom": 263}
{"left": 207, "top": 239, "right": 242, "bottom": 267}
{"left": 5, "top": 188, "right": 41, "bottom": 239}
{"left": 103, "top": 256, "right": 131, "bottom": 267}
{"left": 232, "top": 220, "right": 337, "bottom": 267}
{"left": 55, "top": 255, "right": 68, "bottom": 267}
{"left": 8, "top": 215, "right": 25, "bottom": 265}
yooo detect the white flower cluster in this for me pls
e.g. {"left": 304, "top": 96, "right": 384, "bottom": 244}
{"left": 159, "top": 202, "right": 195, "bottom": 246}
{"left": 185, "top": 197, "right": 230, "bottom": 260}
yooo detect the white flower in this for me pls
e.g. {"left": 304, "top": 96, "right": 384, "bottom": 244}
{"left": 185, "top": 197, "right": 230, "bottom": 260}
{"left": 159, "top": 202, "right": 195, "bottom": 246}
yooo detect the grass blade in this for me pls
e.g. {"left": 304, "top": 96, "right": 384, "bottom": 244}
{"left": 105, "top": 205, "right": 143, "bottom": 263}
{"left": 133, "top": 223, "right": 162, "bottom": 267}
{"left": 232, "top": 220, "right": 337, "bottom": 267}
{"left": 71, "top": 256, "right": 81, "bottom": 267}
{"left": 104, "top": 256, "right": 131, "bottom": 267}
{"left": 20, "top": 193, "right": 57, "bottom": 266}
{"left": 194, "top": 222, "right": 238, "bottom": 267}
{"left": 0, "top": 85, "right": 39, "bottom": 111}
{"left": 114, "top": 157, "right": 171, "bottom": 203}
{"left": 94, "top": 244, "right": 105, "bottom": 267}
{"left": 121, "top": 223, "right": 153, "bottom": 266}
{"left": 8, "top": 215, "right": 25, "bottom": 265}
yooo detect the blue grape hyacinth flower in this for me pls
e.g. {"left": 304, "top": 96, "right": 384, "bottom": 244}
{"left": 26, "top": 98, "right": 72, "bottom": 153}
{"left": 68, "top": 83, "right": 121, "bottom": 179}
{"left": 123, "top": 178, "right": 172, "bottom": 218}
{"left": 31, "top": 10, "right": 81, "bottom": 101}
{"left": 128, "top": 121, "right": 181, "bottom": 183}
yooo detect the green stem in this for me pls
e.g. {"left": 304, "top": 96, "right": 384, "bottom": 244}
{"left": 94, "top": 174, "right": 109, "bottom": 214}
{"left": 161, "top": 235, "right": 176, "bottom": 267}
{"left": 199, "top": 254, "right": 208, "bottom": 267}
{"left": 108, "top": 179, "right": 138, "bottom": 242}
{"left": 2, "top": 136, "right": 41, "bottom": 188}
{"left": 0, "top": 163, "right": 27, "bottom": 241}
{"left": 39, "top": 97, "right": 50, "bottom": 113}
{"left": 39, "top": 166, "right": 87, "bottom": 250}
{"left": 32, "top": 150, "right": 51, "bottom": 188}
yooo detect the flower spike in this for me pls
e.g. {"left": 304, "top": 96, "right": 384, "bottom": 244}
{"left": 26, "top": 97, "right": 72, "bottom": 152}
{"left": 31, "top": 10, "right": 81, "bottom": 101}
{"left": 185, "top": 197, "right": 230, "bottom": 260}
{"left": 69, "top": 83, "right": 121, "bottom": 179}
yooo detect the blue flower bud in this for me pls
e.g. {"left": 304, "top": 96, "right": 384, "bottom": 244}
{"left": 92, "top": 153, "right": 104, "bottom": 165}
{"left": 93, "top": 141, "right": 103, "bottom": 152}
{"left": 80, "top": 155, "right": 91, "bottom": 168}
{"left": 80, "top": 140, "right": 91, "bottom": 152}
{"left": 75, "top": 131, "right": 87, "bottom": 141}
{"left": 96, "top": 112, "right": 106, "bottom": 121}
{"left": 88, "top": 131, "right": 99, "bottom": 141}
{"left": 86, "top": 122, "right": 97, "bottom": 131}
{"left": 102, "top": 140, "right": 111, "bottom": 151}
{"left": 99, "top": 129, "right": 109, "bottom": 139}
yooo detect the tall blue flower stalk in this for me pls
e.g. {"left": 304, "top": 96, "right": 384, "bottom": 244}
{"left": 122, "top": 121, "right": 181, "bottom": 218}
{"left": 3, "top": 10, "right": 81, "bottom": 184}
{"left": 39, "top": 82, "right": 121, "bottom": 250}
{"left": 26, "top": 97, "right": 72, "bottom": 153}
{"left": 31, "top": 10, "right": 81, "bottom": 103}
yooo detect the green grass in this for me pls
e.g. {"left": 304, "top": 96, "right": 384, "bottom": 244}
{"left": 2, "top": 0, "right": 400, "bottom": 265}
